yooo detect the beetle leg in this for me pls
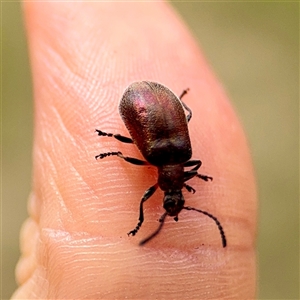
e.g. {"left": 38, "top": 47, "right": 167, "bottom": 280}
{"left": 95, "top": 151, "right": 149, "bottom": 165}
{"left": 181, "top": 101, "right": 192, "bottom": 122}
{"left": 184, "top": 160, "right": 213, "bottom": 182}
{"left": 196, "top": 174, "right": 213, "bottom": 181}
{"left": 184, "top": 159, "right": 202, "bottom": 170}
{"left": 178, "top": 88, "right": 192, "bottom": 122}
{"left": 184, "top": 160, "right": 201, "bottom": 181}
{"left": 183, "top": 183, "right": 196, "bottom": 194}
{"left": 184, "top": 170, "right": 197, "bottom": 182}
{"left": 95, "top": 151, "right": 121, "bottom": 160}
{"left": 95, "top": 129, "right": 133, "bottom": 143}
{"left": 178, "top": 88, "right": 190, "bottom": 100}
{"left": 128, "top": 183, "right": 159, "bottom": 237}
{"left": 184, "top": 170, "right": 213, "bottom": 182}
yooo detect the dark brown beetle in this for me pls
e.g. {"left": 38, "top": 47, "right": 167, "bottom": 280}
{"left": 95, "top": 81, "right": 226, "bottom": 247}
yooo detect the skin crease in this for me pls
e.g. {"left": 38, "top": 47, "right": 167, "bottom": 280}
{"left": 13, "top": 2, "right": 257, "bottom": 299}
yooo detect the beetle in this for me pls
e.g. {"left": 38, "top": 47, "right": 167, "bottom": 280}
{"left": 95, "top": 81, "right": 226, "bottom": 247}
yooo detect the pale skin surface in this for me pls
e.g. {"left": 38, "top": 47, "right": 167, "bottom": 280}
{"left": 13, "top": 2, "right": 257, "bottom": 299}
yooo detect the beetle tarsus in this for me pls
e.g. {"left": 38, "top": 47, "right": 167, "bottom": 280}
{"left": 128, "top": 229, "right": 137, "bottom": 236}
{"left": 95, "top": 129, "right": 133, "bottom": 143}
{"left": 95, "top": 151, "right": 121, "bottom": 160}
{"left": 196, "top": 174, "right": 213, "bottom": 181}
{"left": 95, "top": 129, "right": 113, "bottom": 137}
{"left": 127, "top": 225, "right": 140, "bottom": 236}
{"left": 184, "top": 183, "right": 196, "bottom": 194}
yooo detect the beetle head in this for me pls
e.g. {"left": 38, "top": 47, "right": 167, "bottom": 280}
{"left": 163, "top": 190, "right": 185, "bottom": 218}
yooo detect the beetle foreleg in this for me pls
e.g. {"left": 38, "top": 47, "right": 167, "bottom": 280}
{"left": 139, "top": 212, "right": 168, "bottom": 245}
{"left": 128, "top": 184, "right": 158, "bottom": 237}
{"left": 95, "top": 151, "right": 121, "bottom": 160}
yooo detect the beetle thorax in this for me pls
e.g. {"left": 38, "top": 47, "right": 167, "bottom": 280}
{"left": 157, "top": 164, "right": 184, "bottom": 191}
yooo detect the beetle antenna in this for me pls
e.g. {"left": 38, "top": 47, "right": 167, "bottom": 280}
{"left": 183, "top": 206, "right": 227, "bottom": 248}
{"left": 139, "top": 212, "right": 168, "bottom": 246}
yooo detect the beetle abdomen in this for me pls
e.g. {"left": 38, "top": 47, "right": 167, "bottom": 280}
{"left": 119, "top": 81, "right": 192, "bottom": 166}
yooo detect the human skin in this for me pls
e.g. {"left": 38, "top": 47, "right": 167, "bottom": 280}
{"left": 12, "top": 2, "right": 257, "bottom": 299}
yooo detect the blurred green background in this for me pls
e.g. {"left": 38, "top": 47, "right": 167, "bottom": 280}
{"left": 2, "top": 2, "right": 298, "bottom": 299}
